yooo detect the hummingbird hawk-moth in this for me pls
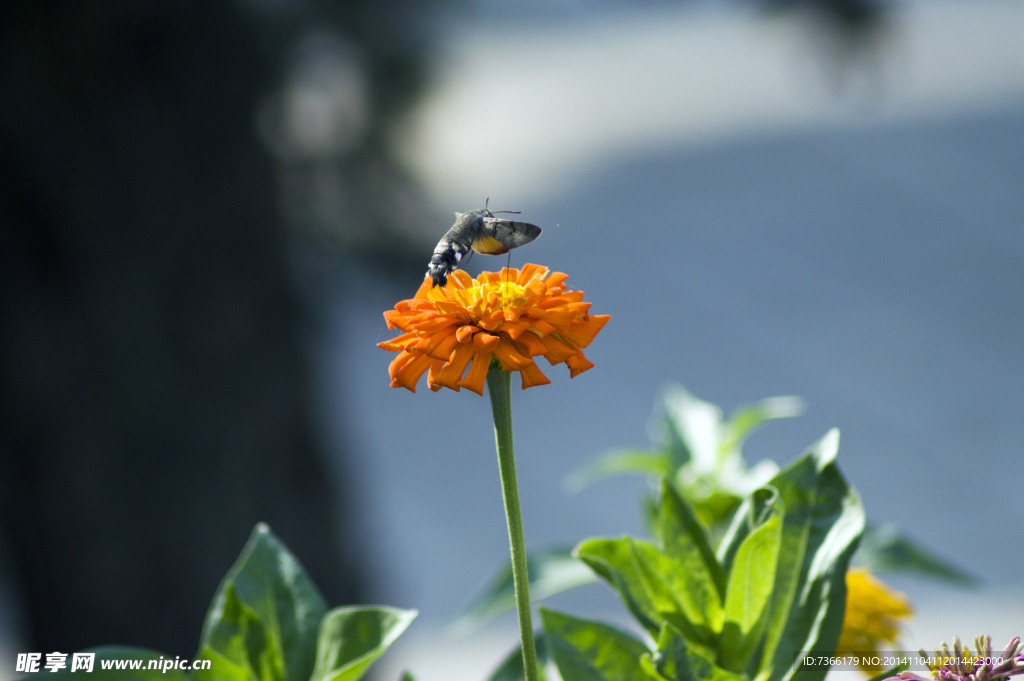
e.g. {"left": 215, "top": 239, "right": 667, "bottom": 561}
{"left": 426, "top": 205, "right": 542, "bottom": 287}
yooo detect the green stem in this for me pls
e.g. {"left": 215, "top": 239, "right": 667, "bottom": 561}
{"left": 486, "top": 363, "right": 539, "bottom": 681}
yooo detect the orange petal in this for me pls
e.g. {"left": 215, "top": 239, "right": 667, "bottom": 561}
{"left": 493, "top": 339, "right": 532, "bottom": 371}
{"left": 527, "top": 318, "right": 557, "bottom": 336}
{"left": 424, "top": 331, "right": 460, "bottom": 361}
{"left": 544, "top": 272, "right": 569, "bottom": 289}
{"left": 499, "top": 320, "right": 530, "bottom": 340}
{"left": 458, "top": 350, "right": 492, "bottom": 395}
{"left": 449, "top": 270, "right": 474, "bottom": 289}
{"left": 566, "top": 350, "right": 595, "bottom": 378}
{"left": 389, "top": 351, "right": 432, "bottom": 392}
{"left": 413, "top": 278, "right": 433, "bottom": 299}
{"left": 434, "top": 300, "right": 467, "bottom": 315}
{"left": 556, "top": 315, "right": 610, "bottom": 348}
{"left": 538, "top": 333, "right": 576, "bottom": 363}
{"left": 538, "top": 296, "right": 572, "bottom": 309}
{"left": 456, "top": 325, "right": 480, "bottom": 343}
{"left": 519, "top": 360, "right": 551, "bottom": 389}
{"left": 431, "top": 343, "right": 474, "bottom": 391}
{"left": 540, "top": 310, "right": 575, "bottom": 326}
{"left": 377, "top": 331, "right": 417, "bottom": 352}
{"left": 478, "top": 309, "right": 505, "bottom": 331}
{"left": 478, "top": 270, "right": 504, "bottom": 285}
{"left": 514, "top": 332, "right": 547, "bottom": 357}
{"left": 426, "top": 358, "right": 443, "bottom": 392}
{"left": 516, "top": 264, "right": 547, "bottom": 285}
{"left": 474, "top": 332, "right": 500, "bottom": 350}
{"left": 410, "top": 314, "right": 460, "bottom": 333}
{"left": 562, "top": 291, "right": 585, "bottom": 303}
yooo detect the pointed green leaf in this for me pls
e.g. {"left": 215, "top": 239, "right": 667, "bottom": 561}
{"left": 642, "top": 625, "right": 698, "bottom": 681}
{"left": 575, "top": 538, "right": 664, "bottom": 636}
{"left": 853, "top": 524, "right": 980, "bottom": 586}
{"left": 689, "top": 492, "right": 745, "bottom": 535}
{"left": 540, "top": 607, "right": 649, "bottom": 681}
{"left": 399, "top": 674, "right": 416, "bottom": 681}
{"left": 716, "top": 487, "right": 780, "bottom": 579}
{"left": 566, "top": 450, "right": 673, "bottom": 492}
{"left": 309, "top": 606, "right": 416, "bottom": 681}
{"left": 661, "top": 386, "right": 722, "bottom": 472}
{"left": 485, "top": 632, "right": 550, "bottom": 681}
{"left": 196, "top": 523, "right": 327, "bottom": 681}
{"left": 452, "top": 548, "right": 597, "bottom": 636}
{"left": 757, "top": 430, "right": 865, "bottom": 681}
{"left": 20, "top": 647, "right": 185, "bottom": 681}
{"left": 643, "top": 493, "right": 662, "bottom": 539}
{"left": 718, "top": 513, "right": 782, "bottom": 673}
{"left": 661, "top": 481, "right": 727, "bottom": 602}
{"left": 722, "top": 397, "right": 804, "bottom": 454}
{"left": 629, "top": 539, "right": 721, "bottom": 651}
{"left": 641, "top": 627, "right": 747, "bottom": 681}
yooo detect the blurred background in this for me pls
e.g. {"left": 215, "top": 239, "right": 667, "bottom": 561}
{"left": 1, "top": 0, "right": 1022, "bottom": 679}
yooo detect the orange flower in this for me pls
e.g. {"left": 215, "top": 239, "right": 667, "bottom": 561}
{"left": 378, "top": 265, "right": 609, "bottom": 395}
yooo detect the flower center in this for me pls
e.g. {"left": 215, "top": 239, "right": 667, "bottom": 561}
{"left": 494, "top": 281, "right": 526, "bottom": 308}
{"left": 460, "top": 280, "right": 526, "bottom": 311}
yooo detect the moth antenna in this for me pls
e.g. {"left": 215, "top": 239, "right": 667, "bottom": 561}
{"left": 492, "top": 210, "right": 521, "bottom": 215}
{"left": 485, "top": 197, "right": 490, "bottom": 210}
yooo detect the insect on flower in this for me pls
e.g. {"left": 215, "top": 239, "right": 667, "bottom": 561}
{"left": 426, "top": 201, "right": 542, "bottom": 287}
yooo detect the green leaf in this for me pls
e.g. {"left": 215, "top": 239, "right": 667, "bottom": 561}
{"left": 451, "top": 548, "right": 597, "bottom": 636}
{"left": 485, "top": 632, "right": 550, "bottom": 681}
{"left": 21, "top": 647, "right": 186, "bottom": 681}
{"left": 661, "top": 386, "right": 723, "bottom": 472}
{"left": 757, "top": 430, "right": 865, "bottom": 681}
{"left": 716, "top": 487, "right": 780, "bottom": 578}
{"left": 661, "top": 481, "right": 727, "bottom": 603}
{"left": 399, "top": 674, "right": 416, "bottom": 681}
{"left": 721, "top": 397, "right": 804, "bottom": 455}
{"left": 642, "top": 624, "right": 698, "bottom": 681}
{"left": 195, "top": 523, "right": 328, "bottom": 681}
{"left": 641, "top": 627, "right": 747, "bottom": 681}
{"left": 309, "top": 606, "right": 417, "bottom": 681}
{"left": 575, "top": 538, "right": 663, "bottom": 636}
{"left": 629, "top": 539, "right": 721, "bottom": 650}
{"left": 689, "top": 493, "right": 745, "bottom": 536}
{"left": 853, "top": 524, "right": 980, "bottom": 586}
{"left": 643, "top": 493, "right": 662, "bottom": 539}
{"left": 566, "top": 450, "right": 673, "bottom": 492}
{"left": 718, "top": 512, "right": 782, "bottom": 673}
{"left": 539, "top": 607, "right": 650, "bottom": 681}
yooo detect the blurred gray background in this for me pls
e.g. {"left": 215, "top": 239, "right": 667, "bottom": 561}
{"left": 1, "top": 0, "right": 1022, "bottom": 679}
{"left": 342, "top": 0, "right": 1024, "bottom": 675}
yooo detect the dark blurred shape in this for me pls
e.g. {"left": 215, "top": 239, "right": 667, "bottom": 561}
{"left": 762, "top": 0, "right": 887, "bottom": 29}
{"left": 0, "top": 0, "right": 365, "bottom": 654}
{"left": 255, "top": 0, "right": 440, "bottom": 269}
{"left": 762, "top": 0, "right": 894, "bottom": 97}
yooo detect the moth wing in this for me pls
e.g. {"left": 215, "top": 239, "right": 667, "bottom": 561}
{"left": 471, "top": 234, "right": 510, "bottom": 255}
{"left": 481, "top": 218, "right": 542, "bottom": 249}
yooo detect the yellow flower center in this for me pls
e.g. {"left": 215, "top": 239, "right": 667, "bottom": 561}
{"left": 492, "top": 281, "right": 527, "bottom": 308}
{"left": 434, "top": 279, "right": 528, "bottom": 312}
